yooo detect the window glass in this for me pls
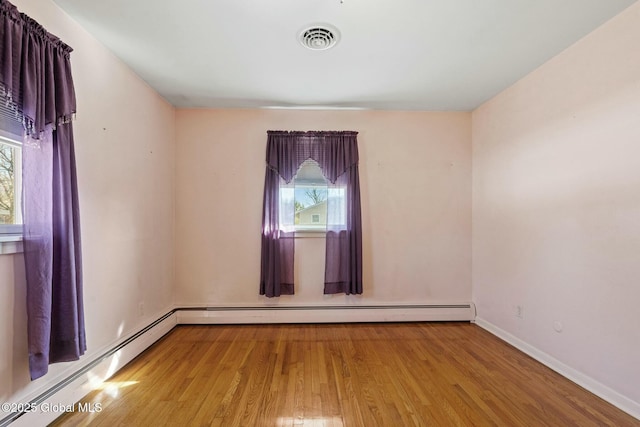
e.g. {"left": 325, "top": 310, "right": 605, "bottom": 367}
{"left": 0, "top": 99, "right": 23, "bottom": 234}
{"left": 0, "top": 139, "right": 21, "bottom": 224}
{"left": 293, "top": 159, "right": 328, "bottom": 231}
{"left": 278, "top": 159, "right": 347, "bottom": 233}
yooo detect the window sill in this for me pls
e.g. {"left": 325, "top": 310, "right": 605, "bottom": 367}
{"left": 295, "top": 230, "right": 326, "bottom": 238}
{"left": 0, "top": 235, "right": 23, "bottom": 255}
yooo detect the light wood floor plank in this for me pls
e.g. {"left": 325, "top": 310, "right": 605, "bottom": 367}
{"left": 50, "top": 323, "right": 639, "bottom": 426}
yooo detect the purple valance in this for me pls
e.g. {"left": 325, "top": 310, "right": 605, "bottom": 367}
{"left": 0, "top": 0, "right": 76, "bottom": 137}
{"left": 266, "top": 131, "right": 359, "bottom": 183}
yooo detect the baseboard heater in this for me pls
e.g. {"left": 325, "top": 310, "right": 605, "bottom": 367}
{"left": 1, "top": 303, "right": 473, "bottom": 426}
{"left": 176, "top": 303, "right": 475, "bottom": 324}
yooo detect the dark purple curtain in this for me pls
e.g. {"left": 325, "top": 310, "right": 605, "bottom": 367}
{"left": 260, "top": 131, "right": 362, "bottom": 297}
{"left": 259, "top": 167, "right": 295, "bottom": 297}
{"left": 1, "top": 0, "right": 85, "bottom": 380}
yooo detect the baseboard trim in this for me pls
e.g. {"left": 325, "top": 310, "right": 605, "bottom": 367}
{"left": 176, "top": 304, "right": 475, "bottom": 324}
{"left": 475, "top": 317, "right": 640, "bottom": 421}
{"left": 1, "top": 311, "right": 177, "bottom": 427}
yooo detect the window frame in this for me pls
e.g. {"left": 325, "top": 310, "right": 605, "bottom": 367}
{"left": 285, "top": 159, "right": 348, "bottom": 234}
{"left": 0, "top": 133, "right": 23, "bottom": 238}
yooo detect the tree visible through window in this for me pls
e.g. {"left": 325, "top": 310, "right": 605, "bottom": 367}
{"left": 0, "top": 139, "right": 21, "bottom": 227}
{"left": 0, "top": 100, "right": 23, "bottom": 234}
{"left": 293, "top": 159, "right": 328, "bottom": 230}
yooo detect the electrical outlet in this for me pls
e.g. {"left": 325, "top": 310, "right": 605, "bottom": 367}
{"left": 138, "top": 302, "right": 145, "bottom": 317}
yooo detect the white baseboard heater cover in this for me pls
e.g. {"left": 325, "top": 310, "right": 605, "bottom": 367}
{"left": 176, "top": 304, "right": 475, "bottom": 324}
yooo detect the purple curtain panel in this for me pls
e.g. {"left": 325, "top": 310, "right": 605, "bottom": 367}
{"left": 1, "top": 0, "right": 85, "bottom": 380}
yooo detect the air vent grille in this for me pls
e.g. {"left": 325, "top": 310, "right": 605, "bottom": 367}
{"left": 299, "top": 25, "right": 340, "bottom": 50}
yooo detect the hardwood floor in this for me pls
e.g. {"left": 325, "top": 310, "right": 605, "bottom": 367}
{"left": 51, "top": 323, "right": 639, "bottom": 426}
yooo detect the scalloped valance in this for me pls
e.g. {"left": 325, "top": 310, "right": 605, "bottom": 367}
{"left": 0, "top": 0, "right": 76, "bottom": 137}
{"left": 266, "top": 130, "right": 359, "bottom": 184}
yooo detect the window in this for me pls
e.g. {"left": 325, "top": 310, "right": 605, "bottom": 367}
{"left": 292, "top": 159, "right": 328, "bottom": 231}
{"left": 0, "top": 102, "right": 23, "bottom": 237}
{"left": 0, "top": 137, "right": 22, "bottom": 232}
{"left": 281, "top": 159, "right": 346, "bottom": 233}
{"left": 260, "top": 130, "right": 362, "bottom": 297}
{"left": 1, "top": 3, "right": 86, "bottom": 379}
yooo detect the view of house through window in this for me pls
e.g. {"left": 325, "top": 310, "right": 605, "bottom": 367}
{"left": 293, "top": 159, "right": 328, "bottom": 231}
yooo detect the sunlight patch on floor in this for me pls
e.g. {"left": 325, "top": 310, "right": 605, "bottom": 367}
{"left": 276, "top": 416, "right": 344, "bottom": 426}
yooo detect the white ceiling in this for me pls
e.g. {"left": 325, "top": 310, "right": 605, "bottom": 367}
{"left": 54, "top": 0, "right": 636, "bottom": 111}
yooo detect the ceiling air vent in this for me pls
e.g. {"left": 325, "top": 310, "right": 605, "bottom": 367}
{"left": 298, "top": 25, "right": 340, "bottom": 51}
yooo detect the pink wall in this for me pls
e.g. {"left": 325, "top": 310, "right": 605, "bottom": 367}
{"left": 0, "top": 0, "right": 176, "bottom": 405}
{"left": 3, "top": 0, "right": 639, "bottom": 420}
{"left": 472, "top": 2, "right": 640, "bottom": 410}
{"left": 175, "top": 109, "right": 471, "bottom": 306}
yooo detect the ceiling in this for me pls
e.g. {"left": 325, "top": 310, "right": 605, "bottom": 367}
{"left": 54, "top": 0, "right": 636, "bottom": 111}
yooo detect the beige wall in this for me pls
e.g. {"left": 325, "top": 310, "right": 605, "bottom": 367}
{"left": 472, "top": 2, "right": 640, "bottom": 406}
{"left": 175, "top": 109, "right": 471, "bottom": 306}
{"left": 0, "top": 0, "right": 175, "bottom": 404}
